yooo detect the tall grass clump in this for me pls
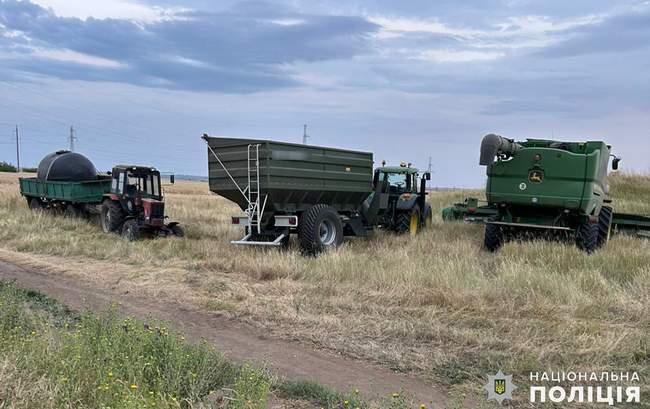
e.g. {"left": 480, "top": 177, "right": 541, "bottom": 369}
{"left": 0, "top": 281, "right": 272, "bottom": 408}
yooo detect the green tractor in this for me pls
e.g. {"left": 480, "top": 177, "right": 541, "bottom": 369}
{"left": 364, "top": 162, "right": 433, "bottom": 236}
{"left": 478, "top": 134, "right": 620, "bottom": 253}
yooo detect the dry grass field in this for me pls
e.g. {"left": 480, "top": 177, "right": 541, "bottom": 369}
{"left": 1, "top": 171, "right": 649, "bottom": 402}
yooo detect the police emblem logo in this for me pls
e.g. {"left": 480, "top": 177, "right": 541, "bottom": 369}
{"left": 484, "top": 370, "right": 517, "bottom": 404}
{"left": 494, "top": 379, "right": 506, "bottom": 395}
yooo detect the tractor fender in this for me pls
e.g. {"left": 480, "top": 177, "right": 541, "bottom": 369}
{"left": 396, "top": 196, "right": 419, "bottom": 211}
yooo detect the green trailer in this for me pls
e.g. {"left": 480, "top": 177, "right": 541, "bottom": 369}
{"left": 203, "top": 134, "right": 431, "bottom": 254}
{"left": 19, "top": 176, "right": 112, "bottom": 215}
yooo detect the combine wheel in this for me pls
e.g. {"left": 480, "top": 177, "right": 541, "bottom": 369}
{"left": 28, "top": 198, "right": 43, "bottom": 211}
{"left": 484, "top": 216, "right": 504, "bottom": 252}
{"left": 121, "top": 220, "right": 140, "bottom": 242}
{"left": 596, "top": 206, "right": 613, "bottom": 248}
{"left": 395, "top": 205, "right": 420, "bottom": 236}
{"left": 576, "top": 222, "right": 598, "bottom": 253}
{"left": 298, "top": 204, "right": 343, "bottom": 255}
{"left": 101, "top": 200, "right": 124, "bottom": 233}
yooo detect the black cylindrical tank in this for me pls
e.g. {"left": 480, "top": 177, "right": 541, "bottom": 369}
{"left": 37, "top": 150, "right": 98, "bottom": 181}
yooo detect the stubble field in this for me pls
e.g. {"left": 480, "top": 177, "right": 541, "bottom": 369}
{"left": 0, "top": 171, "right": 649, "bottom": 402}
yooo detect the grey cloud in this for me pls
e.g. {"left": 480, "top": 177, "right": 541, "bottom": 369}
{"left": 0, "top": 0, "right": 379, "bottom": 92}
{"left": 535, "top": 9, "right": 650, "bottom": 58}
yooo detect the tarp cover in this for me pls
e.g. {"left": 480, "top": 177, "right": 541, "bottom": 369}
{"left": 37, "top": 150, "right": 98, "bottom": 182}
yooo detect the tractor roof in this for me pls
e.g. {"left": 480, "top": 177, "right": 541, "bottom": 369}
{"left": 376, "top": 166, "right": 419, "bottom": 174}
{"left": 114, "top": 165, "right": 159, "bottom": 173}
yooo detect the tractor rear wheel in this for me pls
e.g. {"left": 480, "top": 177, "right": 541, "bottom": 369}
{"left": 576, "top": 221, "right": 598, "bottom": 253}
{"left": 101, "top": 200, "right": 124, "bottom": 233}
{"left": 121, "top": 220, "right": 139, "bottom": 241}
{"left": 28, "top": 198, "right": 43, "bottom": 211}
{"left": 298, "top": 204, "right": 343, "bottom": 255}
{"left": 422, "top": 204, "right": 433, "bottom": 229}
{"left": 596, "top": 206, "right": 613, "bottom": 248}
{"left": 484, "top": 216, "right": 504, "bottom": 252}
{"left": 395, "top": 205, "right": 420, "bottom": 236}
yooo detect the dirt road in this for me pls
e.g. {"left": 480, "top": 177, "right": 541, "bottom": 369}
{"left": 0, "top": 258, "right": 450, "bottom": 407}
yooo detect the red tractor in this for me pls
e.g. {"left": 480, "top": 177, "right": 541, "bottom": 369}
{"left": 100, "top": 165, "right": 184, "bottom": 241}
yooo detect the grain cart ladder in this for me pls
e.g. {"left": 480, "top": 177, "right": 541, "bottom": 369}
{"left": 202, "top": 135, "right": 281, "bottom": 246}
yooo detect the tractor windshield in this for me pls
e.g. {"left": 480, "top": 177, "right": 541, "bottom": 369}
{"left": 376, "top": 171, "right": 415, "bottom": 193}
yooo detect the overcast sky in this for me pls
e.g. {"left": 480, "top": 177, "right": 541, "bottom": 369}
{"left": 0, "top": 0, "right": 648, "bottom": 187}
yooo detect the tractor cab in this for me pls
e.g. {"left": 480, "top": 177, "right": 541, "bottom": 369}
{"left": 110, "top": 165, "right": 162, "bottom": 201}
{"left": 373, "top": 163, "right": 420, "bottom": 196}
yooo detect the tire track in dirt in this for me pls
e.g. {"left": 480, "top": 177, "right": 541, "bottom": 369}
{"left": 0, "top": 258, "right": 451, "bottom": 407}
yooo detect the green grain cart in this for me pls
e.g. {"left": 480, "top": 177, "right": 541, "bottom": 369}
{"left": 479, "top": 134, "right": 621, "bottom": 253}
{"left": 203, "top": 134, "right": 431, "bottom": 254}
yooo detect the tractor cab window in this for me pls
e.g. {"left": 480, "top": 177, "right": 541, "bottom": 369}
{"left": 125, "top": 172, "right": 161, "bottom": 199}
{"left": 376, "top": 171, "right": 413, "bottom": 193}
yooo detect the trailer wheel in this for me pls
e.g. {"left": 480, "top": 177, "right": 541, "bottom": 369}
{"left": 101, "top": 200, "right": 124, "bottom": 233}
{"left": 28, "top": 198, "right": 43, "bottom": 211}
{"left": 596, "top": 206, "right": 613, "bottom": 248}
{"left": 298, "top": 204, "right": 343, "bottom": 255}
{"left": 484, "top": 217, "right": 504, "bottom": 252}
{"left": 121, "top": 220, "right": 139, "bottom": 242}
{"left": 576, "top": 222, "right": 598, "bottom": 253}
{"left": 64, "top": 204, "right": 83, "bottom": 218}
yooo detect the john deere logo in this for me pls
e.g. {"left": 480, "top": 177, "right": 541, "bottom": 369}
{"left": 484, "top": 370, "right": 517, "bottom": 405}
{"left": 529, "top": 170, "right": 544, "bottom": 183}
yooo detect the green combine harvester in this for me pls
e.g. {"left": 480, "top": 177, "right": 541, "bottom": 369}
{"left": 442, "top": 134, "right": 650, "bottom": 252}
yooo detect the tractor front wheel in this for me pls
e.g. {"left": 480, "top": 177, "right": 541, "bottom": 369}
{"left": 484, "top": 217, "right": 504, "bottom": 252}
{"left": 170, "top": 224, "right": 185, "bottom": 238}
{"left": 298, "top": 204, "right": 343, "bottom": 255}
{"left": 576, "top": 221, "right": 598, "bottom": 253}
{"left": 395, "top": 205, "right": 420, "bottom": 236}
{"left": 101, "top": 200, "right": 124, "bottom": 233}
{"left": 121, "top": 220, "right": 140, "bottom": 242}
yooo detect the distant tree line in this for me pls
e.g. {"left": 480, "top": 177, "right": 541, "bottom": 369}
{"left": 0, "top": 161, "right": 36, "bottom": 173}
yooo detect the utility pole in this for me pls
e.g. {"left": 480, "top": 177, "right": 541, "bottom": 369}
{"left": 302, "top": 124, "right": 309, "bottom": 145}
{"left": 427, "top": 155, "right": 432, "bottom": 188}
{"left": 69, "top": 125, "right": 77, "bottom": 152}
{"left": 15, "top": 125, "right": 21, "bottom": 172}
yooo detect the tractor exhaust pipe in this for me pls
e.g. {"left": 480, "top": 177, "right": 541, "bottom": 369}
{"left": 479, "top": 134, "right": 521, "bottom": 166}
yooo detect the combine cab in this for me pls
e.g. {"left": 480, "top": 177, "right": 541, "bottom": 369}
{"left": 100, "top": 165, "right": 184, "bottom": 241}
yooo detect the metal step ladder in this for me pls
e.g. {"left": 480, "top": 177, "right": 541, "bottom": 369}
{"left": 246, "top": 144, "right": 263, "bottom": 234}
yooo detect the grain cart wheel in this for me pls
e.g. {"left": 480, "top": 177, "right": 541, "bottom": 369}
{"left": 101, "top": 200, "right": 124, "bottom": 233}
{"left": 596, "top": 206, "right": 613, "bottom": 248}
{"left": 422, "top": 204, "right": 433, "bottom": 229}
{"left": 121, "top": 220, "right": 140, "bottom": 242}
{"left": 28, "top": 198, "right": 43, "bottom": 211}
{"left": 298, "top": 204, "right": 343, "bottom": 255}
{"left": 484, "top": 216, "right": 504, "bottom": 252}
{"left": 576, "top": 222, "right": 598, "bottom": 253}
{"left": 395, "top": 205, "right": 420, "bottom": 236}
